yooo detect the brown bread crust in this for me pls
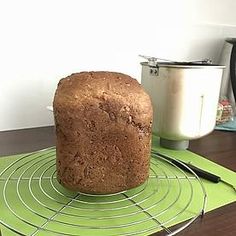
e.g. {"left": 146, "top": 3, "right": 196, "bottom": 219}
{"left": 53, "top": 71, "right": 153, "bottom": 194}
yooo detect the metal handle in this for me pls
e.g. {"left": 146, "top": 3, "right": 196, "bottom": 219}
{"left": 139, "top": 55, "right": 158, "bottom": 66}
{"left": 139, "top": 54, "right": 212, "bottom": 65}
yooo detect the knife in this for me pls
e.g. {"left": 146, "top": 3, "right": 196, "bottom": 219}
{"left": 152, "top": 150, "right": 236, "bottom": 192}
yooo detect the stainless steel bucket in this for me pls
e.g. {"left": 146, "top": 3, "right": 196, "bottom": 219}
{"left": 141, "top": 60, "right": 225, "bottom": 149}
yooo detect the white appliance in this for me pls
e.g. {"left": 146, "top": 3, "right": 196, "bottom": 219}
{"left": 140, "top": 56, "right": 225, "bottom": 150}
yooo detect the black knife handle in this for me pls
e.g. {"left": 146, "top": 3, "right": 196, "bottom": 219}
{"left": 152, "top": 151, "right": 221, "bottom": 183}
{"left": 181, "top": 162, "right": 221, "bottom": 183}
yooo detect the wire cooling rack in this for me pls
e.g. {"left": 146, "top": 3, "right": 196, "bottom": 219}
{"left": 0, "top": 148, "right": 207, "bottom": 236}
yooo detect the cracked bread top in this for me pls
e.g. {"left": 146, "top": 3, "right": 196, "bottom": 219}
{"left": 54, "top": 71, "right": 152, "bottom": 128}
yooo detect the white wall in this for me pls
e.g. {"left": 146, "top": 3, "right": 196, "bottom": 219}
{"left": 1, "top": 0, "right": 236, "bottom": 131}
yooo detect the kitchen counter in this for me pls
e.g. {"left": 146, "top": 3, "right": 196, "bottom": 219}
{"left": 0, "top": 127, "right": 235, "bottom": 235}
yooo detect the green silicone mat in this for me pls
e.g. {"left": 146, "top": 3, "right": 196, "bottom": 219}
{"left": 0, "top": 135, "right": 236, "bottom": 236}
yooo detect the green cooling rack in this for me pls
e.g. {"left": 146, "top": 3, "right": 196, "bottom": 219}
{"left": 0, "top": 148, "right": 207, "bottom": 236}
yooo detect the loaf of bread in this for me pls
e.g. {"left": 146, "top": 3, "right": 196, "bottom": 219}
{"left": 53, "top": 71, "right": 153, "bottom": 194}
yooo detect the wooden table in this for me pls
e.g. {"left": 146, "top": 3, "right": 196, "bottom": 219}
{"left": 0, "top": 127, "right": 236, "bottom": 235}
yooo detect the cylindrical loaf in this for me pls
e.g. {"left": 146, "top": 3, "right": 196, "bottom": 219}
{"left": 53, "top": 71, "right": 153, "bottom": 194}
